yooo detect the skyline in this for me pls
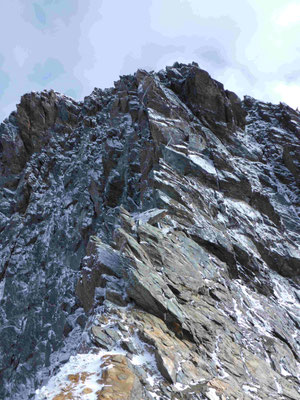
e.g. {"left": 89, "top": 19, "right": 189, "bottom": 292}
{"left": 0, "top": 0, "right": 299, "bottom": 122}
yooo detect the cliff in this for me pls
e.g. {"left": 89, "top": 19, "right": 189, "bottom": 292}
{"left": 0, "top": 62, "right": 299, "bottom": 399}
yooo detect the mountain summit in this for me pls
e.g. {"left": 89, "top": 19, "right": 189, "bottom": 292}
{"left": 0, "top": 63, "right": 299, "bottom": 399}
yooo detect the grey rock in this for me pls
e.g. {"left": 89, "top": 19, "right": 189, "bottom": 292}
{"left": 0, "top": 62, "right": 299, "bottom": 400}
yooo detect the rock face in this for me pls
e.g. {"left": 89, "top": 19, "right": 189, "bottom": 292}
{"left": 0, "top": 62, "right": 299, "bottom": 400}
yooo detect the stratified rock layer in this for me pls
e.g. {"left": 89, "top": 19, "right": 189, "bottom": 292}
{"left": 0, "top": 63, "right": 299, "bottom": 399}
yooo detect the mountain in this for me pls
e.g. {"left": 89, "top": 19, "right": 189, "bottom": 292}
{"left": 0, "top": 62, "right": 299, "bottom": 400}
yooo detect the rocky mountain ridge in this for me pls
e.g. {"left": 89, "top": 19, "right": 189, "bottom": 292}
{"left": 0, "top": 62, "right": 299, "bottom": 399}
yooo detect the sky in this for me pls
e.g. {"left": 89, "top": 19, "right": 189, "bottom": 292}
{"left": 0, "top": 0, "right": 299, "bottom": 121}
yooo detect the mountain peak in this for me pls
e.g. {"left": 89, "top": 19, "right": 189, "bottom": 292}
{"left": 0, "top": 63, "right": 299, "bottom": 399}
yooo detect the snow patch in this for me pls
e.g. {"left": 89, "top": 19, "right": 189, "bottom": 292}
{"left": 189, "top": 154, "right": 217, "bottom": 176}
{"left": 206, "top": 387, "right": 220, "bottom": 400}
{"left": 0, "top": 278, "right": 5, "bottom": 301}
{"left": 35, "top": 349, "right": 126, "bottom": 400}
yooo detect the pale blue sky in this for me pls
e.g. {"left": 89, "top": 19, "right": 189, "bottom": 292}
{"left": 0, "top": 0, "right": 299, "bottom": 121}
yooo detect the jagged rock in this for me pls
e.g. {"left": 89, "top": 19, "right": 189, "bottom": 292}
{"left": 133, "top": 208, "right": 168, "bottom": 226}
{"left": 162, "top": 63, "right": 247, "bottom": 137}
{"left": 76, "top": 237, "right": 127, "bottom": 312}
{"left": 0, "top": 62, "right": 299, "bottom": 400}
{"left": 0, "top": 90, "right": 79, "bottom": 178}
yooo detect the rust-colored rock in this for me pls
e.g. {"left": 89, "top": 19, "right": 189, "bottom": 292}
{"left": 97, "top": 354, "right": 143, "bottom": 400}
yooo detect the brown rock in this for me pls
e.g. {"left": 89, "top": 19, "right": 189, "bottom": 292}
{"left": 97, "top": 354, "right": 143, "bottom": 400}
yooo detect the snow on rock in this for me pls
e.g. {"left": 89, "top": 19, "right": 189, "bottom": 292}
{"left": 35, "top": 351, "right": 110, "bottom": 400}
{"left": 0, "top": 62, "right": 299, "bottom": 400}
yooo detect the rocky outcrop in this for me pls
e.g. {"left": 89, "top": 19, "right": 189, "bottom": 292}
{"left": 0, "top": 63, "right": 299, "bottom": 399}
{"left": 160, "top": 62, "right": 247, "bottom": 137}
{"left": 73, "top": 208, "right": 299, "bottom": 399}
{"left": 0, "top": 90, "right": 79, "bottom": 178}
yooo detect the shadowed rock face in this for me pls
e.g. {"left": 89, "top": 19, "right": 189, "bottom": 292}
{"left": 160, "top": 63, "right": 247, "bottom": 137}
{"left": 0, "top": 63, "right": 299, "bottom": 399}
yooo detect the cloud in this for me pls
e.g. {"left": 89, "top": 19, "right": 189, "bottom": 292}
{"left": 0, "top": 71, "right": 10, "bottom": 98}
{"left": 65, "top": 88, "right": 80, "bottom": 99}
{"left": 0, "top": 0, "right": 300, "bottom": 122}
{"left": 33, "top": 3, "right": 47, "bottom": 25}
{"left": 284, "top": 69, "right": 300, "bottom": 83}
{"left": 24, "top": 0, "right": 79, "bottom": 30}
{"left": 0, "top": 55, "right": 10, "bottom": 99}
{"left": 273, "top": 2, "right": 300, "bottom": 28}
{"left": 194, "top": 47, "right": 228, "bottom": 68}
{"left": 121, "top": 43, "right": 186, "bottom": 75}
{"left": 274, "top": 82, "right": 300, "bottom": 110}
{"left": 13, "top": 46, "right": 29, "bottom": 67}
{"left": 0, "top": 0, "right": 94, "bottom": 121}
{"left": 28, "top": 58, "right": 65, "bottom": 85}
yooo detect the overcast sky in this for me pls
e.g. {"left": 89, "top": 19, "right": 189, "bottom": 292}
{"left": 0, "top": 0, "right": 299, "bottom": 121}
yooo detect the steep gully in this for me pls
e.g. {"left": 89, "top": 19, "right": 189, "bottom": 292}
{"left": 0, "top": 62, "right": 299, "bottom": 399}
